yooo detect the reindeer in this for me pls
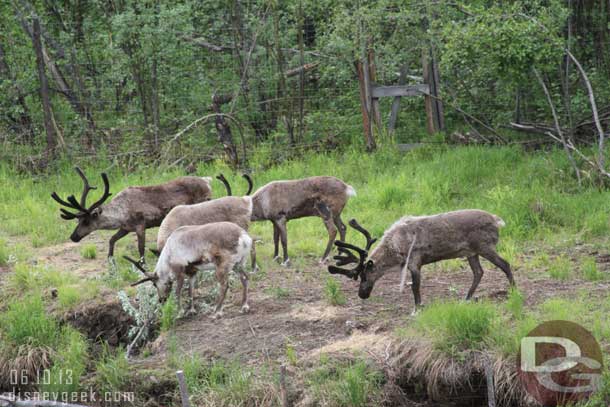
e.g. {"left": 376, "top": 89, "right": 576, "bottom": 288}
{"left": 51, "top": 167, "right": 213, "bottom": 263}
{"left": 251, "top": 176, "right": 356, "bottom": 266}
{"left": 126, "top": 222, "right": 253, "bottom": 318}
{"left": 154, "top": 174, "right": 256, "bottom": 270}
{"left": 328, "top": 210, "right": 515, "bottom": 313}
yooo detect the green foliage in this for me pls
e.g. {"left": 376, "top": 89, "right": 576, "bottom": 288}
{"left": 41, "top": 328, "right": 89, "bottom": 394}
{"left": 415, "top": 301, "right": 497, "bottom": 354}
{"left": 285, "top": 342, "right": 298, "bottom": 366}
{"left": 80, "top": 244, "right": 97, "bottom": 260}
{"left": 324, "top": 277, "right": 346, "bottom": 306}
{"left": 264, "top": 285, "right": 291, "bottom": 299}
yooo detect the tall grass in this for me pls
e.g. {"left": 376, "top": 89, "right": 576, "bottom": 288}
{"left": 324, "top": 277, "right": 346, "bottom": 306}
{"left": 415, "top": 301, "right": 497, "bottom": 354}
{"left": 0, "top": 295, "right": 59, "bottom": 347}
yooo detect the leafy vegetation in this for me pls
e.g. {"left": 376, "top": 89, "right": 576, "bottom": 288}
{"left": 324, "top": 276, "right": 346, "bottom": 306}
{"left": 80, "top": 244, "right": 97, "bottom": 260}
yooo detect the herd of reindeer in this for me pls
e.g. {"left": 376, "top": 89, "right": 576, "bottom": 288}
{"left": 50, "top": 168, "right": 515, "bottom": 318}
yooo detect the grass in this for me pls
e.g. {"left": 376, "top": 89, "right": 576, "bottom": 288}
{"left": 264, "top": 285, "right": 290, "bottom": 299}
{"left": 160, "top": 294, "right": 178, "bottom": 332}
{"left": 324, "top": 277, "right": 346, "bottom": 306}
{"left": 307, "top": 358, "right": 383, "bottom": 406}
{"left": 505, "top": 287, "right": 525, "bottom": 319}
{"left": 548, "top": 255, "right": 572, "bottom": 280}
{"left": 415, "top": 301, "right": 497, "bottom": 354}
{"left": 94, "top": 344, "right": 130, "bottom": 395}
{"left": 80, "top": 244, "right": 97, "bottom": 259}
{"left": 0, "top": 238, "right": 9, "bottom": 266}
{"left": 582, "top": 257, "right": 604, "bottom": 281}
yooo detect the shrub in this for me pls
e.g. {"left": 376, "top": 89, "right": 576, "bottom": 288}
{"left": 416, "top": 301, "right": 497, "bottom": 354}
{"left": 324, "top": 277, "right": 346, "bottom": 306}
{"left": 80, "top": 244, "right": 97, "bottom": 259}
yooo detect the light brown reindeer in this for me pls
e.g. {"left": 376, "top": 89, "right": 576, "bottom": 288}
{"left": 127, "top": 222, "right": 253, "bottom": 318}
{"left": 329, "top": 210, "right": 515, "bottom": 313}
{"left": 154, "top": 174, "right": 257, "bottom": 271}
{"left": 51, "top": 167, "right": 213, "bottom": 263}
{"left": 251, "top": 176, "right": 356, "bottom": 266}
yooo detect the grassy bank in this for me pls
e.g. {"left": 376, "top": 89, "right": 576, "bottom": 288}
{"left": 0, "top": 145, "right": 609, "bottom": 406}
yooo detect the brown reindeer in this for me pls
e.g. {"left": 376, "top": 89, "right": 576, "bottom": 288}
{"left": 51, "top": 167, "right": 212, "bottom": 263}
{"left": 329, "top": 210, "right": 515, "bottom": 313}
{"left": 250, "top": 176, "right": 356, "bottom": 266}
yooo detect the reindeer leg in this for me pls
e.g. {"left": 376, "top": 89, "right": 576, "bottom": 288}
{"left": 186, "top": 268, "right": 197, "bottom": 316}
{"left": 409, "top": 264, "right": 422, "bottom": 315}
{"left": 175, "top": 271, "right": 185, "bottom": 312}
{"left": 466, "top": 255, "right": 484, "bottom": 300}
{"left": 480, "top": 248, "right": 515, "bottom": 287}
{"left": 333, "top": 214, "right": 347, "bottom": 242}
{"left": 212, "top": 263, "right": 230, "bottom": 319}
{"left": 272, "top": 222, "right": 280, "bottom": 262}
{"left": 250, "top": 242, "right": 259, "bottom": 273}
{"left": 108, "top": 228, "right": 129, "bottom": 259}
{"left": 277, "top": 216, "right": 290, "bottom": 267}
{"left": 238, "top": 265, "right": 250, "bottom": 313}
{"left": 316, "top": 203, "right": 337, "bottom": 264}
{"left": 135, "top": 224, "right": 146, "bottom": 264}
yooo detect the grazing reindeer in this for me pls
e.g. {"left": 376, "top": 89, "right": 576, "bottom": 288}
{"left": 155, "top": 174, "right": 257, "bottom": 270}
{"left": 127, "top": 222, "right": 253, "bottom": 318}
{"left": 328, "top": 210, "right": 515, "bottom": 313}
{"left": 251, "top": 176, "right": 356, "bottom": 266}
{"left": 51, "top": 167, "right": 212, "bottom": 262}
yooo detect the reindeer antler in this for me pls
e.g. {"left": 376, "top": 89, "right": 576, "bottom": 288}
{"left": 327, "top": 218, "right": 377, "bottom": 281}
{"left": 242, "top": 173, "right": 253, "bottom": 195}
{"left": 124, "top": 255, "right": 158, "bottom": 286}
{"left": 50, "top": 168, "right": 112, "bottom": 219}
{"left": 216, "top": 173, "right": 232, "bottom": 196}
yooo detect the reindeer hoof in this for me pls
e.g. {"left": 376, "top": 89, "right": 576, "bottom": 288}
{"left": 211, "top": 311, "right": 223, "bottom": 320}
{"left": 281, "top": 259, "right": 291, "bottom": 267}
{"left": 319, "top": 257, "right": 330, "bottom": 265}
{"left": 240, "top": 304, "right": 250, "bottom": 314}
{"left": 185, "top": 307, "right": 197, "bottom": 317}
{"left": 252, "top": 265, "right": 260, "bottom": 274}
{"left": 273, "top": 255, "right": 282, "bottom": 263}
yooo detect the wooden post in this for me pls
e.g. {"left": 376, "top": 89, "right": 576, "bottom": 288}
{"left": 367, "top": 45, "right": 382, "bottom": 134}
{"left": 388, "top": 65, "right": 409, "bottom": 134}
{"left": 32, "top": 17, "right": 56, "bottom": 162}
{"left": 484, "top": 359, "right": 496, "bottom": 407}
{"left": 355, "top": 60, "right": 376, "bottom": 151}
{"left": 176, "top": 370, "right": 191, "bottom": 407}
{"left": 279, "top": 364, "right": 289, "bottom": 407}
{"left": 430, "top": 49, "right": 444, "bottom": 131}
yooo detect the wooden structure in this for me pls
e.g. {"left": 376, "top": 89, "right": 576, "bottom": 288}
{"left": 355, "top": 46, "right": 444, "bottom": 150}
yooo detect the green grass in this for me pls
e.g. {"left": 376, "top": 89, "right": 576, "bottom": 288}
{"left": 264, "top": 285, "right": 291, "bottom": 299}
{"left": 307, "top": 358, "right": 383, "bottom": 406}
{"left": 94, "top": 344, "right": 130, "bottom": 395}
{"left": 0, "top": 295, "right": 60, "bottom": 347}
{"left": 414, "top": 301, "right": 497, "bottom": 354}
{"left": 160, "top": 294, "right": 178, "bottom": 332}
{"left": 505, "top": 287, "right": 525, "bottom": 319}
{"left": 548, "top": 255, "right": 572, "bottom": 280}
{"left": 80, "top": 244, "right": 97, "bottom": 259}
{"left": 0, "top": 238, "right": 9, "bottom": 266}
{"left": 324, "top": 277, "right": 346, "bottom": 306}
{"left": 582, "top": 257, "right": 604, "bottom": 281}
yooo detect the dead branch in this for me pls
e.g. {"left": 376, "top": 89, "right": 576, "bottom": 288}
{"left": 180, "top": 35, "right": 234, "bottom": 52}
{"left": 533, "top": 67, "right": 581, "bottom": 184}
{"left": 285, "top": 62, "right": 320, "bottom": 78}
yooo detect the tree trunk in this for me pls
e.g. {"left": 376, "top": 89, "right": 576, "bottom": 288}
{"left": 212, "top": 94, "right": 239, "bottom": 166}
{"left": 32, "top": 18, "right": 56, "bottom": 162}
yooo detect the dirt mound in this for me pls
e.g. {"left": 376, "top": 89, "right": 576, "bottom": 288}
{"left": 63, "top": 295, "right": 134, "bottom": 346}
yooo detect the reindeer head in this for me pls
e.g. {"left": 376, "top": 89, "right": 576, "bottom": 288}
{"left": 327, "top": 219, "right": 380, "bottom": 299}
{"left": 51, "top": 167, "right": 112, "bottom": 242}
{"left": 124, "top": 256, "right": 174, "bottom": 302}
